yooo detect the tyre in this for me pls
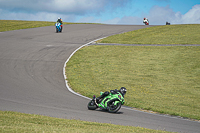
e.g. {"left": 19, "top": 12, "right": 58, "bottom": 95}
{"left": 56, "top": 28, "right": 58, "bottom": 33}
{"left": 87, "top": 100, "right": 98, "bottom": 110}
{"left": 108, "top": 102, "right": 121, "bottom": 113}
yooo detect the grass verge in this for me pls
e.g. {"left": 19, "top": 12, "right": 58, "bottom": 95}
{"left": 98, "top": 24, "right": 200, "bottom": 44}
{"left": 0, "top": 111, "right": 170, "bottom": 133}
{"left": 0, "top": 20, "right": 83, "bottom": 32}
{"left": 66, "top": 45, "right": 200, "bottom": 120}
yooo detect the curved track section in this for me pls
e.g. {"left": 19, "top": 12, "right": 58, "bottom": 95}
{"left": 0, "top": 24, "right": 199, "bottom": 133}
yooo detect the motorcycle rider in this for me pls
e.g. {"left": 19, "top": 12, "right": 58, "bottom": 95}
{"left": 96, "top": 87, "right": 127, "bottom": 103}
{"left": 57, "top": 17, "right": 63, "bottom": 30}
{"left": 143, "top": 18, "right": 149, "bottom": 25}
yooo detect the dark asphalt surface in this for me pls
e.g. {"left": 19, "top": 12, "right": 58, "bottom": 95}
{"left": 0, "top": 24, "right": 199, "bottom": 133}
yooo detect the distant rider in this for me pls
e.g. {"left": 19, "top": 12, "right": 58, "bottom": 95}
{"left": 57, "top": 17, "right": 63, "bottom": 30}
{"left": 96, "top": 87, "right": 127, "bottom": 103}
{"left": 143, "top": 18, "right": 149, "bottom": 25}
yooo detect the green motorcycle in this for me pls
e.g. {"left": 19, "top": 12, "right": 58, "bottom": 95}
{"left": 87, "top": 91, "right": 125, "bottom": 113}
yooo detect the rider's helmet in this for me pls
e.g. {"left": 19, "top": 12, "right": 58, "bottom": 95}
{"left": 58, "top": 17, "right": 62, "bottom": 21}
{"left": 119, "top": 87, "right": 127, "bottom": 97}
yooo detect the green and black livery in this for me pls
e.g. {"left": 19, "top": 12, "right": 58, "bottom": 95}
{"left": 87, "top": 91, "right": 125, "bottom": 113}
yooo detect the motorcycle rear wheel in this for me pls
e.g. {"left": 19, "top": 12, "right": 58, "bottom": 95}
{"left": 87, "top": 100, "right": 98, "bottom": 110}
{"left": 108, "top": 102, "right": 121, "bottom": 113}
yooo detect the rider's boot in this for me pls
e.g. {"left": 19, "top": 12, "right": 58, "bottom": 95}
{"left": 96, "top": 91, "right": 109, "bottom": 103}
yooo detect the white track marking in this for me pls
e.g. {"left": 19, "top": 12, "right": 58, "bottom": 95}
{"left": 63, "top": 37, "right": 107, "bottom": 100}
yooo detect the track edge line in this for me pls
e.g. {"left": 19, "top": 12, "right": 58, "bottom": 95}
{"left": 63, "top": 37, "right": 107, "bottom": 100}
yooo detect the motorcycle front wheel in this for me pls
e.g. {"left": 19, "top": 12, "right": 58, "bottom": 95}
{"left": 87, "top": 100, "right": 98, "bottom": 110}
{"left": 108, "top": 102, "right": 121, "bottom": 113}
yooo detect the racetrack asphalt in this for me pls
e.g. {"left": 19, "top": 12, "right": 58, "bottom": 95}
{"left": 0, "top": 24, "right": 199, "bottom": 133}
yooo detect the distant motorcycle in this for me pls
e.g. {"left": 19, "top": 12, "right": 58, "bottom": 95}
{"left": 166, "top": 22, "right": 170, "bottom": 25}
{"left": 87, "top": 91, "right": 124, "bottom": 113}
{"left": 55, "top": 22, "right": 62, "bottom": 33}
{"left": 143, "top": 18, "right": 149, "bottom": 25}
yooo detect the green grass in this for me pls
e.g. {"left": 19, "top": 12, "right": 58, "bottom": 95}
{"left": 0, "top": 111, "right": 170, "bottom": 133}
{"left": 98, "top": 24, "right": 200, "bottom": 44}
{"left": 0, "top": 20, "right": 91, "bottom": 32}
{"left": 66, "top": 45, "right": 200, "bottom": 120}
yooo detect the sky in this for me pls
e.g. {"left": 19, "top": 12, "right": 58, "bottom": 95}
{"left": 0, "top": 0, "right": 200, "bottom": 25}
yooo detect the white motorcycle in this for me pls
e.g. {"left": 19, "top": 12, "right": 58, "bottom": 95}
{"left": 143, "top": 18, "right": 149, "bottom": 25}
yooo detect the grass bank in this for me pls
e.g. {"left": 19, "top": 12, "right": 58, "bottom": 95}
{"left": 0, "top": 111, "right": 170, "bottom": 133}
{"left": 66, "top": 45, "right": 200, "bottom": 120}
{"left": 0, "top": 20, "right": 77, "bottom": 32}
{"left": 98, "top": 24, "right": 200, "bottom": 44}
{"left": 66, "top": 24, "right": 200, "bottom": 120}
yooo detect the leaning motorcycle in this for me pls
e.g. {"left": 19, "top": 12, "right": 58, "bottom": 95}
{"left": 143, "top": 18, "right": 149, "bottom": 25}
{"left": 55, "top": 22, "right": 62, "bottom": 33}
{"left": 87, "top": 91, "right": 124, "bottom": 113}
